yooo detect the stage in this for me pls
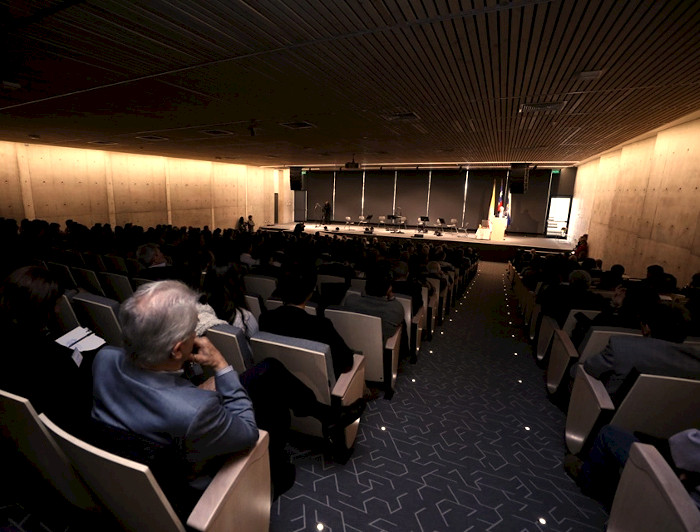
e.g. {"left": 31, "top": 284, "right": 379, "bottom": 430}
{"left": 261, "top": 222, "right": 574, "bottom": 262}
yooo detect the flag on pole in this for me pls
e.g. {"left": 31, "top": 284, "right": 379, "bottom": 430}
{"left": 488, "top": 179, "right": 496, "bottom": 226}
{"left": 497, "top": 180, "right": 504, "bottom": 218}
{"left": 506, "top": 190, "right": 512, "bottom": 225}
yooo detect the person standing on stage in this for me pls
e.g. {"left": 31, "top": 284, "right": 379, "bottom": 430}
{"left": 246, "top": 215, "right": 255, "bottom": 233}
{"left": 322, "top": 201, "right": 332, "bottom": 225}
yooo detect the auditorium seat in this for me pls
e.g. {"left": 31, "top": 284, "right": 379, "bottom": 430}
{"left": 324, "top": 308, "right": 401, "bottom": 399}
{"left": 607, "top": 443, "right": 700, "bottom": 532}
{"left": 250, "top": 332, "right": 365, "bottom": 452}
{"left": 70, "top": 292, "right": 123, "bottom": 348}
{"left": 0, "top": 389, "right": 99, "bottom": 512}
{"left": 40, "top": 413, "right": 271, "bottom": 532}
{"left": 243, "top": 274, "right": 277, "bottom": 303}
{"left": 565, "top": 367, "right": 700, "bottom": 455}
{"left": 394, "top": 293, "right": 424, "bottom": 361}
{"left": 204, "top": 323, "right": 253, "bottom": 374}
{"left": 71, "top": 267, "right": 106, "bottom": 297}
{"left": 99, "top": 272, "right": 134, "bottom": 303}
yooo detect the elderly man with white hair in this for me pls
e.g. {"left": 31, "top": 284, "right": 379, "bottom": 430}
{"left": 92, "top": 280, "right": 364, "bottom": 512}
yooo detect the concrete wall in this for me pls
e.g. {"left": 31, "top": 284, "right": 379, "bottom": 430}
{"left": 569, "top": 118, "right": 700, "bottom": 285}
{"left": 0, "top": 141, "right": 292, "bottom": 229}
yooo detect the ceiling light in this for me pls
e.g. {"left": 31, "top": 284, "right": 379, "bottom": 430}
{"left": 382, "top": 111, "right": 420, "bottom": 122}
{"left": 201, "top": 129, "right": 234, "bottom": 136}
{"left": 519, "top": 102, "right": 565, "bottom": 113}
{"left": 136, "top": 135, "right": 168, "bottom": 141}
{"left": 280, "top": 121, "right": 315, "bottom": 129}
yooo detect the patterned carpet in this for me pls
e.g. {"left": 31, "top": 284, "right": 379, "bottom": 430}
{"left": 1, "top": 261, "right": 608, "bottom": 531}
{"left": 271, "top": 262, "right": 608, "bottom": 531}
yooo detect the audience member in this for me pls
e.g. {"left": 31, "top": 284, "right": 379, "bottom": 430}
{"left": 583, "top": 303, "right": 700, "bottom": 403}
{"left": 565, "top": 425, "right": 700, "bottom": 510}
{"left": 135, "top": 243, "right": 185, "bottom": 282}
{"left": 0, "top": 266, "right": 94, "bottom": 434}
{"left": 343, "top": 262, "right": 405, "bottom": 344}
{"left": 259, "top": 265, "right": 354, "bottom": 378}
{"left": 92, "top": 281, "right": 366, "bottom": 509}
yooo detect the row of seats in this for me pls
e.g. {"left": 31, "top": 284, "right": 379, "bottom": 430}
{"left": 506, "top": 262, "right": 700, "bottom": 531}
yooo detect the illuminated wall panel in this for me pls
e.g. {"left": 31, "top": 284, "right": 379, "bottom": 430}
{"left": 571, "top": 117, "right": 700, "bottom": 283}
{"left": 109, "top": 152, "right": 168, "bottom": 226}
{"left": 0, "top": 142, "right": 25, "bottom": 220}
{"left": 168, "top": 158, "right": 214, "bottom": 228}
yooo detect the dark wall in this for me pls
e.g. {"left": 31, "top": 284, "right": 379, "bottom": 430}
{"left": 334, "top": 171, "right": 363, "bottom": 222}
{"left": 307, "top": 171, "right": 334, "bottom": 221}
{"left": 395, "top": 171, "right": 429, "bottom": 226}
{"left": 304, "top": 167, "right": 556, "bottom": 234}
{"left": 428, "top": 170, "right": 467, "bottom": 226}
{"left": 364, "top": 170, "right": 396, "bottom": 223}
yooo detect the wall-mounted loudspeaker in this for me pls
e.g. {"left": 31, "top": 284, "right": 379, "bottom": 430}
{"left": 510, "top": 163, "right": 529, "bottom": 194}
{"left": 290, "top": 167, "right": 306, "bottom": 190}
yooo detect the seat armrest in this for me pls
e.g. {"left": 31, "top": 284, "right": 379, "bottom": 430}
{"left": 187, "top": 430, "right": 271, "bottom": 532}
{"left": 332, "top": 354, "right": 366, "bottom": 404}
{"left": 384, "top": 326, "right": 401, "bottom": 351}
{"left": 565, "top": 365, "right": 615, "bottom": 454}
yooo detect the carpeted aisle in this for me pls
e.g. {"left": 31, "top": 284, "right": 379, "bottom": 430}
{"left": 272, "top": 261, "right": 608, "bottom": 531}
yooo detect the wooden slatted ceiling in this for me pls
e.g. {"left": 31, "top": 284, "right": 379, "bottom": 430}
{"left": 0, "top": 0, "right": 698, "bottom": 167}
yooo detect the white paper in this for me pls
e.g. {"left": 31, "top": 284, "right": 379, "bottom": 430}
{"left": 56, "top": 326, "right": 106, "bottom": 351}
{"left": 72, "top": 348, "right": 84, "bottom": 367}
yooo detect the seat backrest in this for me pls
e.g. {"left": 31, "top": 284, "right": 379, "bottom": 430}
{"left": 71, "top": 292, "right": 123, "bottom": 347}
{"left": 250, "top": 332, "right": 335, "bottom": 404}
{"left": 103, "top": 254, "right": 129, "bottom": 274}
{"left": 611, "top": 374, "right": 700, "bottom": 440}
{"left": 265, "top": 298, "right": 283, "bottom": 311}
{"left": 607, "top": 443, "right": 700, "bottom": 532}
{"left": 350, "top": 278, "right": 366, "bottom": 293}
{"left": 46, "top": 261, "right": 77, "bottom": 290}
{"left": 578, "top": 326, "right": 643, "bottom": 363}
{"left": 244, "top": 294, "right": 264, "bottom": 321}
{"left": 394, "top": 294, "right": 413, "bottom": 345}
{"left": 561, "top": 308, "right": 601, "bottom": 338}
{"left": 450, "top": 218, "right": 457, "bottom": 224}
{"left": 243, "top": 275, "right": 277, "bottom": 302}
{"left": 56, "top": 294, "right": 81, "bottom": 333}
{"left": 324, "top": 308, "right": 384, "bottom": 382}
{"left": 131, "top": 277, "right": 153, "bottom": 290}
{"left": 0, "top": 390, "right": 98, "bottom": 510}
{"left": 39, "top": 413, "right": 185, "bottom": 532}
{"left": 204, "top": 323, "right": 252, "bottom": 374}
{"left": 71, "top": 266, "right": 106, "bottom": 297}
{"left": 99, "top": 272, "right": 134, "bottom": 303}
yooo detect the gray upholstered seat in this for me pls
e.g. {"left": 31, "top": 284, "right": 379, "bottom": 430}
{"left": 40, "top": 413, "right": 271, "bottom": 532}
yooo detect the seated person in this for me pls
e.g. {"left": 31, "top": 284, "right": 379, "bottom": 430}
{"left": 135, "top": 243, "right": 184, "bottom": 282}
{"left": 258, "top": 266, "right": 354, "bottom": 378}
{"left": 343, "top": 263, "right": 405, "bottom": 344}
{"left": 0, "top": 266, "right": 94, "bottom": 435}
{"left": 583, "top": 303, "right": 700, "bottom": 403}
{"left": 92, "top": 281, "right": 365, "bottom": 510}
{"left": 539, "top": 269, "right": 607, "bottom": 328}
{"left": 391, "top": 261, "right": 423, "bottom": 315}
{"left": 598, "top": 264, "right": 625, "bottom": 290}
{"left": 565, "top": 425, "right": 700, "bottom": 510}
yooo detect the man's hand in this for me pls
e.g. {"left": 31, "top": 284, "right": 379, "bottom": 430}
{"left": 191, "top": 337, "right": 229, "bottom": 372}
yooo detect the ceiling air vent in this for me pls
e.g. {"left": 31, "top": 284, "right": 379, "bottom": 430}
{"left": 136, "top": 135, "right": 168, "bottom": 141}
{"left": 88, "top": 140, "right": 118, "bottom": 145}
{"left": 383, "top": 111, "right": 419, "bottom": 122}
{"left": 578, "top": 70, "right": 604, "bottom": 81}
{"left": 519, "top": 102, "right": 565, "bottom": 113}
{"left": 280, "top": 121, "right": 315, "bottom": 129}
{"left": 201, "top": 129, "right": 234, "bottom": 136}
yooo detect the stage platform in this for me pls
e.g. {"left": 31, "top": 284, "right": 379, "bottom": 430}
{"left": 261, "top": 222, "right": 574, "bottom": 262}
